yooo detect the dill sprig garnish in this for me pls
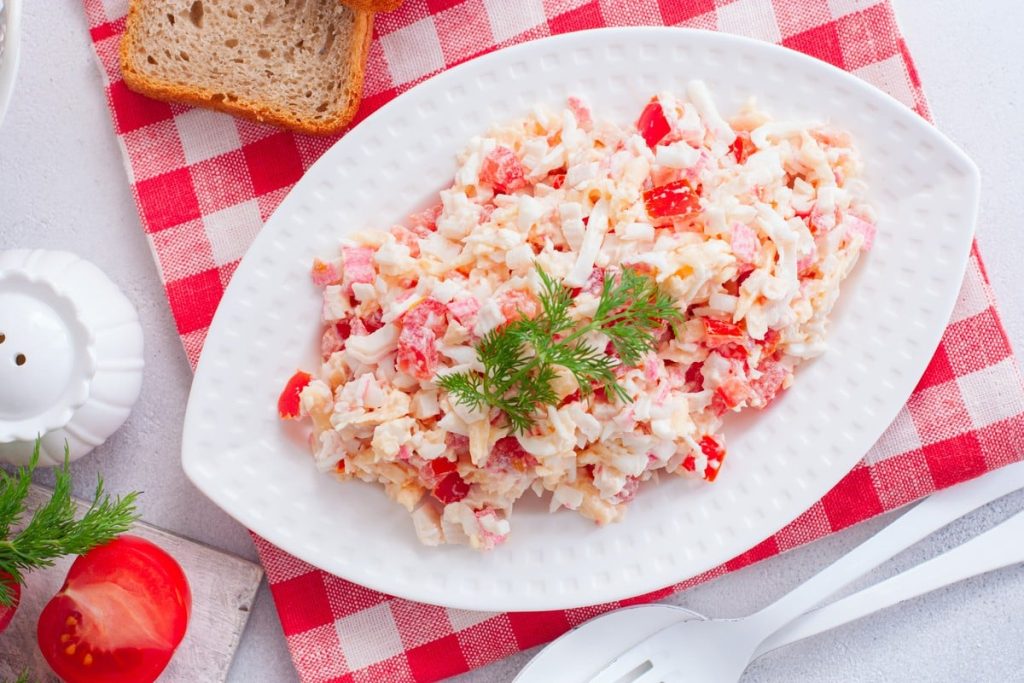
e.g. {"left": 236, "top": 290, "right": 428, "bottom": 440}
{"left": 0, "top": 442, "right": 140, "bottom": 606}
{"left": 437, "top": 265, "right": 683, "bottom": 432}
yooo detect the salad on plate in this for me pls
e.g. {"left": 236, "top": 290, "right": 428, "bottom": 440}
{"left": 278, "top": 80, "right": 876, "bottom": 550}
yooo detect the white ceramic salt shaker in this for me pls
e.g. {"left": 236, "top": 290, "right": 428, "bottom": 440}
{"left": 0, "top": 249, "right": 144, "bottom": 466}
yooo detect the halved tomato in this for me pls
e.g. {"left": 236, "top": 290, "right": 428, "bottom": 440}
{"left": 0, "top": 572, "right": 20, "bottom": 633}
{"left": 37, "top": 535, "right": 191, "bottom": 683}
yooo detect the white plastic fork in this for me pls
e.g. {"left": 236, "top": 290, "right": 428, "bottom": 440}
{"left": 514, "top": 499, "right": 1024, "bottom": 683}
{"left": 585, "top": 460, "right": 1024, "bottom": 683}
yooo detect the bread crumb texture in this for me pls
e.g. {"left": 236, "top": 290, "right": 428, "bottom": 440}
{"left": 121, "top": 0, "right": 372, "bottom": 135}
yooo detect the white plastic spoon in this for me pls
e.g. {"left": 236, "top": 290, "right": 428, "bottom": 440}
{"left": 514, "top": 460, "right": 1024, "bottom": 683}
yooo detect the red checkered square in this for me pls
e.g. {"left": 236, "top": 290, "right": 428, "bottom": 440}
{"left": 782, "top": 21, "right": 845, "bottom": 68}
{"left": 544, "top": 0, "right": 594, "bottom": 17}
{"left": 774, "top": 501, "right": 831, "bottom": 551}
{"left": 915, "top": 343, "right": 956, "bottom": 392}
{"left": 94, "top": 34, "right": 124, "bottom": 83}
{"left": 134, "top": 167, "right": 201, "bottom": 233}
{"left": 324, "top": 574, "right": 391, "bottom": 619}
{"left": 600, "top": 0, "right": 663, "bottom": 25}
{"left": 820, "top": 466, "right": 883, "bottom": 531}
{"left": 351, "top": 88, "right": 402, "bottom": 128}
{"left": 725, "top": 535, "right": 781, "bottom": 572}
{"left": 190, "top": 150, "right": 255, "bottom": 215}
{"left": 165, "top": 269, "right": 224, "bottom": 336}
{"left": 149, "top": 220, "right": 216, "bottom": 283}
{"left": 243, "top": 132, "right": 305, "bottom": 196}
{"left": 271, "top": 572, "right": 335, "bottom": 635}
{"left": 548, "top": 0, "right": 603, "bottom": 33}
{"left": 507, "top": 610, "right": 572, "bottom": 649}
{"left": 619, "top": 585, "right": 676, "bottom": 607}
{"left": 426, "top": 0, "right": 466, "bottom": 12}
{"left": 107, "top": 80, "right": 174, "bottom": 134}
{"left": 657, "top": 0, "right": 715, "bottom": 25}
{"left": 457, "top": 617, "right": 520, "bottom": 668}
{"left": 943, "top": 308, "right": 1013, "bottom": 377}
{"left": 435, "top": 0, "right": 497, "bottom": 65}
{"left": 565, "top": 604, "right": 618, "bottom": 627}
{"left": 406, "top": 635, "right": 469, "bottom": 681}
{"left": 835, "top": 2, "right": 899, "bottom": 70}
{"left": 121, "top": 120, "right": 188, "bottom": 183}
{"left": 977, "top": 413, "right": 1024, "bottom": 470}
{"left": 923, "top": 432, "right": 987, "bottom": 489}
{"left": 770, "top": 0, "right": 831, "bottom": 38}
{"left": 907, "top": 380, "right": 973, "bottom": 446}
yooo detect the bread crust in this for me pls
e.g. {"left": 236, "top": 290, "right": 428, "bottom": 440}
{"left": 120, "top": 1, "right": 374, "bottom": 136}
{"left": 339, "top": 0, "right": 405, "bottom": 12}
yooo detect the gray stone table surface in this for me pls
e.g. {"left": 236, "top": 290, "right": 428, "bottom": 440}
{"left": 1, "top": 1, "right": 1022, "bottom": 681}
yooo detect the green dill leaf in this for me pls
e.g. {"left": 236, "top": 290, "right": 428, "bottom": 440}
{"left": 0, "top": 441, "right": 140, "bottom": 607}
{"left": 433, "top": 264, "right": 682, "bottom": 432}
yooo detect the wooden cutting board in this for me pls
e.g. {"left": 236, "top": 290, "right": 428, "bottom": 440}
{"left": 0, "top": 485, "right": 264, "bottom": 682}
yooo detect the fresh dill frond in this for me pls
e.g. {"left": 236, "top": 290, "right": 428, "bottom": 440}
{"left": 437, "top": 264, "right": 683, "bottom": 432}
{"left": 0, "top": 442, "right": 140, "bottom": 606}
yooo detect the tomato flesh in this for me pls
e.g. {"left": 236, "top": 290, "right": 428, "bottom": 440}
{"left": 0, "top": 572, "right": 20, "bottom": 633}
{"left": 37, "top": 535, "right": 191, "bottom": 683}
{"left": 702, "top": 318, "right": 745, "bottom": 347}
{"left": 643, "top": 180, "right": 701, "bottom": 219}
{"left": 729, "top": 133, "right": 756, "bottom": 164}
{"left": 637, "top": 100, "right": 671, "bottom": 148}
{"left": 433, "top": 472, "right": 470, "bottom": 505}
{"left": 277, "top": 370, "right": 312, "bottom": 419}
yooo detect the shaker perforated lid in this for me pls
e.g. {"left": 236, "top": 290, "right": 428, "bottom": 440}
{"left": 0, "top": 250, "right": 144, "bottom": 466}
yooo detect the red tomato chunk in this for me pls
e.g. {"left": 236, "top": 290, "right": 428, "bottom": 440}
{"left": 277, "top": 370, "right": 312, "bottom": 419}
{"left": 643, "top": 180, "right": 701, "bottom": 219}
{"left": 637, "top": 100, "right": 671, "bottom": 148}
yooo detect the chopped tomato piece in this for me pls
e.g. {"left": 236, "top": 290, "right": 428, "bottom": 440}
{"left": 336, "top": 460, "right": 346, "bottom": 473}
{"left": 643, "top": 180, "right": 701, "bottom": 219}
{"left": 681, "top": 454, "right": 697, "bottom": 473}
{"left": 429, "top": 458, "right": 458, "bottom": 479}
{"left": 715, "top": 343, "right": 748, "bottom": 362}
{"left": 548, "top": 172, "right": 566, "bottom": 189}
{"left": 728, "top": 133, "right": 756, "bottom": 164}
{"left": 684, "top": 362, "right": 704, "bottom": 390}
{"left": 637, "top": 100, "right": 671, "bottom": 148}
{"left": 433, "top": 472, "right": 470, "bottom": 505}
{"left": 480, "top": 146, "right": 527, "bottom": 194}
{"left": 702, "top": 318, "right": 745, "bottom": 347}
{"left": 699, "top": 435, "right": 726, "bottom": 482}
{"left": 759, "top": 328, "right": 781, "bottom": 357}
{"left": 488, "top": 437, "right": 538, "bottom": 473}
{"left": 712, "top": 379, "right": 750, "bottom": 415}
{"left": 277, "top": 371, "right": 311, "bottom": 419}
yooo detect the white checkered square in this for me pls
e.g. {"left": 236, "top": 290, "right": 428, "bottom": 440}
{"left": 950, "top": 259, "right": 991, "bottom": 324}
{"left": 101, "top": 0, "right": 128, "bottom": 20}
{"left": 827, "top": 0, "right": 878, "bottom": 19}
{"left": 485, "top": 0, "right": 546, "bottom": 42}
{"left": 202, "top": 200, "right": 263, "bottom": 267}
{"left": 175, "top": 109, "right": 243, "bottom": 165}
{"left": 853, "top": 55, "right": 916, "bottom": 110}
{"left": 864, "top": 405, "right": 922, "bottom": 464}
{"left": 958, "top": 358, "right": 1024, "bottom": 429}
{"left": 380, "top": 18, "right": 446, "bottom": 86}
{"left": 446, "top": 607, "right": 500, "bottom": 631}
{"left": 716, "top": 0, "right": 782, "bottom": 44}
{"left": 334, "top": 603, "right": 406, "bottom": 670}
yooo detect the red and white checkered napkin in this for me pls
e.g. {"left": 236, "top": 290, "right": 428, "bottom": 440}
{"left": 85, "top": 0, "right": 1024, "bottom": 680}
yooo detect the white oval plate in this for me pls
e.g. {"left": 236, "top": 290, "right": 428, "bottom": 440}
{"left": 182, "top": 28, "right": 978, "bottom": 611}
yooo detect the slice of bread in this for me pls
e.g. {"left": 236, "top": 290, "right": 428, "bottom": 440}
{"left": 339, "top": 0, "right": 405, "bottom": 12}
{"left": 121, "top": 0, "right": 373, "bottom": 136}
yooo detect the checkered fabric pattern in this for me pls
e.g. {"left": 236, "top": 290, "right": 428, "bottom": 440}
{"left": 84, "top": 1, "right": 1024, "bottom": 681}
